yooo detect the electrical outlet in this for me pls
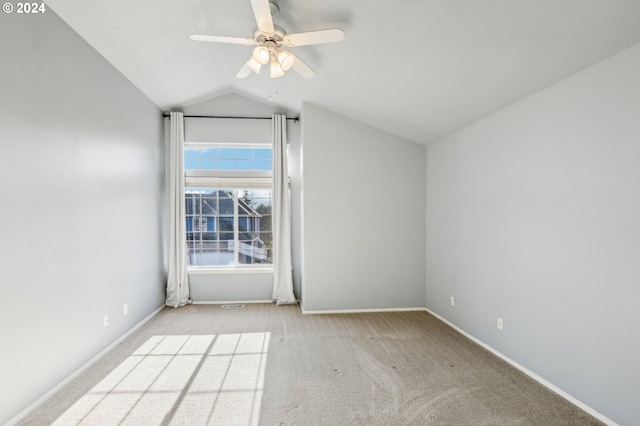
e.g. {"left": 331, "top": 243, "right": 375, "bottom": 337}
{"left": 103, "top": 315, "right": 109, "bottom": 327}
{"left": 450, "top": 296, "right": 455, "bottom": 307}
{"left": 497, "top": 317, "right": 504, "bottom": 331}
{"left": 123, "top": 303, "right": 128, "bottom": 316}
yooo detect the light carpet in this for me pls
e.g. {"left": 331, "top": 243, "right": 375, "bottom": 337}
{"left": 19, "top": 303, "right": 603, "bottom": 425}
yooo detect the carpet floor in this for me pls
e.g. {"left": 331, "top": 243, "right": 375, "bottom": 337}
{"left": 19, "top": 303, "right": 603, "bottom": 425}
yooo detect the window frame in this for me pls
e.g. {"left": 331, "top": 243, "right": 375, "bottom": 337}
{"left": 184, "top": 142, "right": 273, "bottom": 272}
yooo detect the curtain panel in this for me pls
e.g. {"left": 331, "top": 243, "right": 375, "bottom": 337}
{"left": 272, "top": 114, "right": 296, "bottom": 305}
{"left": 165, "top": 112, "right": 191, "bottom": 308}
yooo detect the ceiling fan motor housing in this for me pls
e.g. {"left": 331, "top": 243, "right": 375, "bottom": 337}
{"left": 254, "top": 25, "right": 286, "bottom": 48}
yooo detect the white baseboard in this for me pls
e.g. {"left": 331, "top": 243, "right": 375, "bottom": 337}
{"left": 191, "top": 300, "right": 273, "bottom": 305}
{"left": 422, "top": 307, "right": 618, "bottom": 426}
{"left": 7, "top": 304, "right": 165, "bottom": 426}
{"left": 301, "top": 306, "right": 425, "bottom": 315}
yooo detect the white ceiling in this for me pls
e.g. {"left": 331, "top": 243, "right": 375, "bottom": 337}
{"left": 47, "top": 0, "right": 640, "bottom": 145}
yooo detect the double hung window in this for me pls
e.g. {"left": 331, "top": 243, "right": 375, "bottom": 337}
{"left": 184, "top": 144, "right": 272, "bottom": 268}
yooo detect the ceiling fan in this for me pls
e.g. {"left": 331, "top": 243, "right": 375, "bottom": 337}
{"left": 190, "top": 0, "right": 345, "bottom": 79}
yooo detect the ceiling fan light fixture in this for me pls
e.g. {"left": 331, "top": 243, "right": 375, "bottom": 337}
{"left": 276, "top": 50, "right": 295, "bottom": 71}
{"left": 270, "top": 60, "right": 285, "bottom": 78}
{"left": 247, "top": 57, "right": 263, "bottom": 74}
{"left": 191, "top": 0, "right": 345, "bottom": 80}
{"left": 252, "top": 46, "right": 270, "bottom": 65}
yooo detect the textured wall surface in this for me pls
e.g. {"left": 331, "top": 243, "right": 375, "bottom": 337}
{"left": 0, "top": 10, "right": 165, "bottom": 424}
{"left": 426, "top": 43, "right": 640, "bottom": 425}
{"left": 301, "top": 103, "right": 426, "bottom": 312}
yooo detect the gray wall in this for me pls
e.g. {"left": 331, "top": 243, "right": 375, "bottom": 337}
{"left": 301, "top": 103, "right": 426, "bottom": 312}
{"left": 426, "top": 42, "right": 640, "bottom": 425}
{"left": 189, "top": 272, "right": 273, "bottom": 301}
{"left": 0, "top": 11, "right": 165, "bottom": 425}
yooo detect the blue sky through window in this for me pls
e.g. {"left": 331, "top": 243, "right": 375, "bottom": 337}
{"left": 185, "top": 147, "right": 272, "bottom": 171}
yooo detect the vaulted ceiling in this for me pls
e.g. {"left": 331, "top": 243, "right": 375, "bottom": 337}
{"left": 47, "top": 0, "right": 640, "bottom": 144}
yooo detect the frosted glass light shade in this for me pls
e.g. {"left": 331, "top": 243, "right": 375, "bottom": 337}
{"left": 270, "top": 60, "right": 285, "bottom": 78}
{"left": 277, "top": 50, "right": 295, "bottom": 71}
{"left": 253, "top": 46, "right": 270, "bottom": 65}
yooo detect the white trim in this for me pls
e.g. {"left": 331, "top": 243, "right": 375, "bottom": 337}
{"left": 191, "top": 300, "right": 273, "bottom": 305}
{"left": 422, "top": 307, "right": 618, "bottom": 426}
{"left": 6, "top": 305, "right": 165, "bottom": 426}
{"left": 185, "top": 142, "right": 271, "bottom": 148}
{"left": 188, "top": 267, "right": 273, "bottom": 275}
{"left": 186, "top": 170, "right": 272, "bottom": 179}
{"left": 301, "top": 306, "right": 426, "bottom": 315}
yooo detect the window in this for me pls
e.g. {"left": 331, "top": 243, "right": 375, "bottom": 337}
{"left": 185, "top": 146, "right": 272, "bottom": 171}
{"left": 184, "top": 144, "right": 272, "bottom": 269}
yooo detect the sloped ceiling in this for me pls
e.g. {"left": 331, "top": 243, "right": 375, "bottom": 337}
{"left": 47, "top": 0, "right": 640, "bottom": 145}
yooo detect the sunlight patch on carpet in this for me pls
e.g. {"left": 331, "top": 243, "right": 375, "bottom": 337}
{"left": 52, "top": 332, "right": 270, "bottom": 425}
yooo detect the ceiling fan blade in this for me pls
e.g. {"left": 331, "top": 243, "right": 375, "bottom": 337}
{"left": 290, "top": 54, "right": 315, "bottom": 79}
{"left": 236, "top": 63, "right": 253, "bottom": 79}
{"left": 283, "top": 29, "right": 345, "bottom": 47}
{"left": 250, "top": 0, "right": 275, "bottom": 35}
{"left": 190, "top": 35, "right": 254, "bottom": 45}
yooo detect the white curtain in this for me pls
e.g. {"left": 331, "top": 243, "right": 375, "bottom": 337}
{"left": 165, "top": 112, "right": 191, "bottom": 308}
{"left": 272, "top": 114, "right": 297, "bottom": 305}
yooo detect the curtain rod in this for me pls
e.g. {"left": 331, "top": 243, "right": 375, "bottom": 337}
{"left": 163, "top": 113, "right": 299, "bottom": 122}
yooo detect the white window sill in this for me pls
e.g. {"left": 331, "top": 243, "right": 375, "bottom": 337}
{"left": 188, "top": 267, "right": 274, "bottom": 275}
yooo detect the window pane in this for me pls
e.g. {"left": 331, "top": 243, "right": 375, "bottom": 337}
{"left": 238, "top": 239, "right": 269, "bottom": 265}
{"left": 184, "top": 148, "right": 200, "bottom": 159}
{"left": 200, "top": 148, "right": 216, "bottom": 158}
{"left": 219, "top": 148, "right": 235, "bottom": 159}
{"left": 236, "top": 159, "right": 252, "bottom": 170}
{"left": 235, "top": 149, "right": 252, "bottom": 160}
{"left": 201, "top": 197, "right": 216, "bottom": 215}
{"left": 253, "top": 159, "right": 272, "bottom": 171}
{"left": 201, "top": 232, "right": 217, "bottom": 241}
{"left": 185, "top": 199, "right": 199, "bottom": 215}
{"left": 185, "top": 158, "right": 199, "bottom": 169}
{"left": 219, "top": 217, "right": 234, "bottom": 232}
{"left": 239, "top": 229, "right": 257, "bottom": 242}
{"left": 218, "top": 193, "right": 234, "bottom": 214}
{"left": 252, "top": 198, "right": 271, "bottom": 210}
{"left": 238, "top": 204, "right": 253, "bottom": 216}
{"left": 238, "top": 232, "right": 272, "bottom": 265}
{"left": 253, "top": 149, "right": 271, "bottom": 159}
{"left": 260, "top": 231, "right": 272, "bottom": 245}
{"left": 201, "top": 241, "right": 219, "bottom": 266}
{"left": 185, "top": 187, "right": 272, "bottom": 267}
{"left": 184, "top": 146, "right": 272, "bottom": 171}
{"left": 186, "top": 240, "right": 201, "bottom": 266}
{"left": 201, "top": 159, "right": 216, "bottom": 169}
{"left": 239, "top": 190, "right": 253, "bottom": 207}
{"left": 259, "top": 215, "right": 271, "bottom": 233}
{"left": 219, "top": 232, "right": 234, "bottom": 241}
{"left": 217, "top": 159, "right": 234, "bottom": 170}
